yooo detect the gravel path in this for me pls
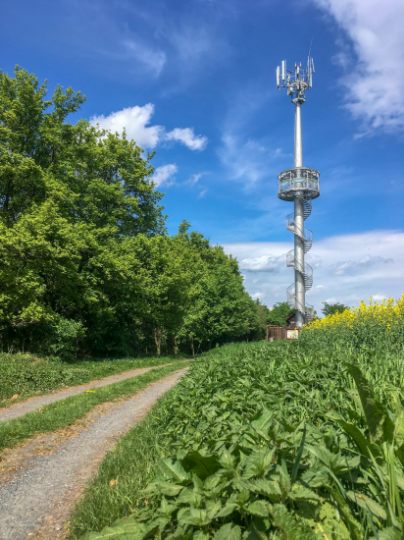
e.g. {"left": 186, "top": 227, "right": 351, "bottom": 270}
{"left": 0, "top": 368, "right": 188, "bottom": 540}
{"left": 0, "top": 360, "right": 189, "bottom": 423}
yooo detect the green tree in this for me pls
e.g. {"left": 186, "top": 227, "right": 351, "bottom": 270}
{"left": 266, "top": 301, "right": 294, "bottom": 327}
{"left": 322, "top": 302, "right": 349, "bottom": 317}
{"left": 0, "top": 66, "right": 262, "bottom": 357}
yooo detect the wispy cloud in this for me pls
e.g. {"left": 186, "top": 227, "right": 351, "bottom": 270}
{"left": 153, "top": 164, "right": 177, "bottom": 187}
{"left": 312, "top": 0, "right": 404, "bottom": 135}
{"left": 124, "top": 40, "right": 167, "bottom": 77}
{"left": 90, "top": 104, "right": 208, "bottom": 150}
{"left": 219, "top": 135, "right": 284, "bottom": 187}
{"left": 186, "top": 173, "right": 204, "bottom": 186}
{"left": 222, "top": 230, "right": 404, "bottom": 313}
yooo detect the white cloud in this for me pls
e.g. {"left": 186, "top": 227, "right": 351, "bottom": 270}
{"left": 222, "top": 230, "right": 404, "bottom": 314}
{"left": 124, "top": 41, "right": 166, "bottom": 77}
{"left": 372, "top": 294, "right": 387, "bottom": 302}
{"left": 165, "top": 128, "right": 208, "bottom": 151}
{"left": 331, "top": 255, "right": 393, "bottom": 276}
{"left": 312, "top": 0, "right": 404, "bottom": 134}
{"left": 240, "top": 254, "right": 284, "bottom": 273}
{"left": 198, "top": 189, "right": 208, "bottom": 199}
{"left": 252, "top": 292, "right": 265, "bottom": 300}
{"left": 90, "top": 104, "right": 163, "bottom": 148}
{"left": 90, "top": 104, "right": 207, "bottom": 151}
{"left": 153, "top": 164, "right": 177, "bottom": 187}
{"left": 219, "top": 134, "right": 284, "bottom": 186}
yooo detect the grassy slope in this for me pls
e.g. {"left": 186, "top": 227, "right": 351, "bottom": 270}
{"left": 0, "top": 361, "right": 189, "bottom": 454}
{"left": 69, "top": 341, "right": 404, "bottom": 539}
{"left": 0, "top": 352, "right": 188, "bottom": 404}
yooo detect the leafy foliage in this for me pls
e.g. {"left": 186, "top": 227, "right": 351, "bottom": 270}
{"left": 321, "top": 302, "right": 349, "bottom": 317}
{"left": 0, "top": 67, "right": 261, "bottom": 358}
{"left": 75, "top": 336, "right": 404, "bottom": 539}
{"left": 266, "top": 302, "right": 294, "bottom": 327}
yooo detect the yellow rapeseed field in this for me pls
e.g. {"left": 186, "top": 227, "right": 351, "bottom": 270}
{"left": 301, "top": 294, "right": 404, "bottom": 352}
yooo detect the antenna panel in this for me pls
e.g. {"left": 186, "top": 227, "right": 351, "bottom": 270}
{"left": 276, "top": 66, "right": 280, "bottom": 88}
{"left": 281, "top": 60, "right": 286, "bottom": 81}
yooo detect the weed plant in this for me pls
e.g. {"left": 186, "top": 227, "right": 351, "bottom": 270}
{"left": 71, "top": 337, "right": 404, "bottom": 539}
{"left": 0, "top": 353, "right": 186, "bottom": 403}
{"left": 71, "top": 298, "right": 404, "bottom": 539}
{"left": 0, "top": 361, "right": 188, "bottom": 453}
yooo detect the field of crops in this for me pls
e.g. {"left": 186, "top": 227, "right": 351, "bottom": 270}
{"left": 74, "top": 297, "right": 404, "bottom": 540}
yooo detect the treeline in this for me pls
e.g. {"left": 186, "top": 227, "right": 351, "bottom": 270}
{"left": 0, "top": 67, "right": 262, "bottom": 358}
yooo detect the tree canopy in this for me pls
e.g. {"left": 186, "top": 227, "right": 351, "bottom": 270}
{"left": 321, "top": 302, "right": 349, "bottom": 317}
{"left": 266, "top": 302, "right": 295, "bottom": 327}
{"left": 0, "top": 67, "right": 262, "bottom": 357}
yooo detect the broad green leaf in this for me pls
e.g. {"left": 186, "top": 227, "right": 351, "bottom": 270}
{"left": 83, "top": 518, "right": 145, "bottom": 540}
{"left": 289, "top": 485, "right": 320, "bottom": 502}
{"left": 157, "top": 458, "right": 190, "bottom": 482}
{"left": 193, "top": 531, "right": 210, "bottom": 540}
{"left": 251, "top": 409, "right": 272, "bottom": 438}
{"left": 370, "top": 527, "right": 403, "bottom": 540}
{"left": 182, "top": 451, "right": 221, "bottom": 479}
{"left": 347, "top": 491, "right": 387, "bottom": 520}
{"left": 246, "top": 478, "right": 281, "bottom": 500}
{"left": 247, "top": 500, "right": 270, "bottom": 517}
{"left": 216, "top": 503, "right": 238, "bottom": 517}
{"left": 345, "top": 362, "right": 395, "bottom": 444}
{"left": 213, "top": 523, "right": 242, "bottom": 540}
{"left": 271, "top": 504, "right": 319, "bottom": 540}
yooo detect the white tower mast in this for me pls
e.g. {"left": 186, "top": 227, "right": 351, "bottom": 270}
{"left": 276, "top": 57, "right": 320, "bottom": 327}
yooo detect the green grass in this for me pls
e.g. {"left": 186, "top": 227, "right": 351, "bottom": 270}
{"left": 69, "top": 341, "right": 404, "bottom": 539}
{"left": 0, "top": 352, "right": 188, "bottom": 404}
{"left": 0, "top": 360, "right": 189, "bottom": 454}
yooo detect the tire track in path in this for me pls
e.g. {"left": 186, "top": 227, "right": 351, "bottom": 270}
{"left": 0, "top": 368, "right": 188, "bottom": 540}
{"left": 0, "top": 359, "right": 190, "bottom": 423}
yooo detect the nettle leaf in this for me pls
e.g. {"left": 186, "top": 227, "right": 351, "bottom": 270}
{"left": 151, "top": 481, "right": 184, "bottom": 497}
{"left": 82, "top": 517, "right": 145, "bottom": 539}
{"left": 289, "top": 485, "right": 320, "bottom": 503}
{"left": 158, "top": 458, "right": 190, "bottom": 482}
{"left": 245, "top": 478, "right": 281, "bottom": 501}
{"left": 219, "top": 449, "right": 236, "bottom": 470}
{"left": 247, "top": 500, "right": 270, "bottom": 517}
{"left": 178, "top": 507, "right": 211, "bottom": 526}
{"left": 193, "top": 531, "right": 210, "bottom": 540}
{"left": 242, "top": 517, "right": 269, "bottom": 540}
{"left": 300, "top": 469, "right": 329, "bottom": 488}
{"left": 251, "top": 409, "right": 272, "bottom": 438}
{"left": 213, "top": 522, "right": 242, "bottom": 540}
{"left": 216, "top": 503, "right": 238, "bottom": 517}
{"left": 271, "top": 504, "right": 319, "bottom": 540}
{"left": 347, "top": 491, "right": 387, "bottom": 520}
{"left": 370, "top": 527, "right": 403, "bottom": 540}
{"left": 182, "top": 451, "right": 221, "bottom": 479}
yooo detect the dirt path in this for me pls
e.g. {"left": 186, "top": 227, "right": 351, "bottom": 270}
{"left": 0, "top": 368, "right": 188, "bottom": 540}
{"left": 0, "top": 359, "right": 190, "bottom": 423}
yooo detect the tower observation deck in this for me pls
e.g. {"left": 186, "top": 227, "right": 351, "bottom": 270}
{"left": 276, "top": 58, "right": 320, "bottom": 327}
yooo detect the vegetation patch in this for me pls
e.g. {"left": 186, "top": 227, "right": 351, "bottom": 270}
{"left": 70, "top": 297, "right": 404, "bottom": 539}
{"left": 0, "top": 361, "right": 189, "bottom": 454}
{"left": 0, "top": 353, "right": 185, "bottom": 403}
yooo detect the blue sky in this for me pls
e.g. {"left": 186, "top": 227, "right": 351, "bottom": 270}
{"left": 2, "top": 0, "right": 403, "bottom": 313}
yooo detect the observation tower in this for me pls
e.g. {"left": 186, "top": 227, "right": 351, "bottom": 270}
{"left": 276, "top": 58, "right": 320, "bottom": 327}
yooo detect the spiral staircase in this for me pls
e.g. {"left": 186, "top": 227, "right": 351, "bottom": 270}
{"left": 285, "top": 199, "right": 315, "bottom": 322}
